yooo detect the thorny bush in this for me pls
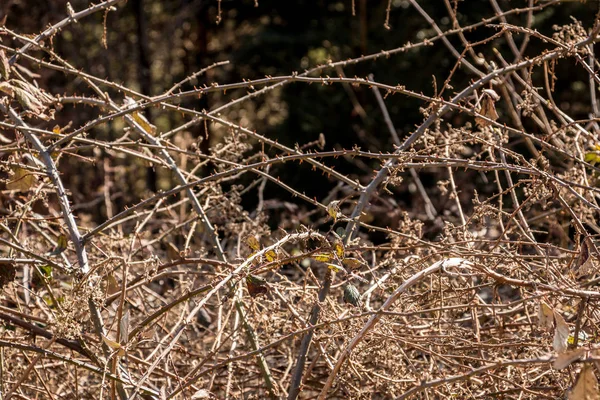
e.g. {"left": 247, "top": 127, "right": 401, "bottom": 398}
{"left": 1, "top": 1, "right": 600, "bottom": 399}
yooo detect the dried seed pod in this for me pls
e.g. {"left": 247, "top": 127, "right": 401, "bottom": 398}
{"left": 343, "top": 284, "right": 360, "bottom": 307}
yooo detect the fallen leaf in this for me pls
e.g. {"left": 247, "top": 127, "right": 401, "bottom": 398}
{"left": 553, "top": 310, "right": 569, "bottom": 353}
{"left": 105, "top": 273, "right": 120, "bottom": 296}
{"left": 554, "top": 348, "right": 586, "bottom": 370}
{"left": 538, "top": 301, "right": 554, "bottom": 331}
{"left": 568, "top": 365, "right": 599, "bottom": 400}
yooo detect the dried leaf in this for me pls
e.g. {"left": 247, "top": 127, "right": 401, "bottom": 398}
{"left": 553, "top": 310, "right": 569, "bottom": 353}
{"left": 0, "top": 82, "right": 13, "bottom": 97}
{"left": 119, "top": 308, "right": 130, "bottom": 344}
{"left": 326, "top": 200, "right": 341, "bottom": 221}
{"left": 343, "top": 284, "right": 360, "bottom": 306}
{"left": 246, "top": 274, "right": 268, "bottom": 298}
{"left": 106, "top": 273, "right": 120, "bottom": 295}
{"left": 264, "top": 249, "right": 277, "bottom": 262}
{"left": 342, "top": 257, "right": 363, "bottom": 270}
{"left": 554, "top": 348, "right": 586, "bottom": 370}
{"left": 48, "top": 234, "right": 68, "bottom": 256}
{"left": 124, "top": 96, "right": 156, "bottom": 134}
{"left": 326, "top": 263, "right": 346, "bottom": 274}
{"left": 475, "top": 91, "right": 499, "bottom": 127}
{"left": 12, "top": 80, "right": 54, "bottom": 104}
{"left": 102, "top": 335, "right": 126, "bottom": 357}
{"left": 132, "top": 111, "right": 157, "bottom": 134}
{"left": 482, "top": 88, "right": 500, "bottom": 101}
{"left": 6, "top": 166, "right": 36, "bottom": 192}
{"left": 568, "top": 365, "right": 599, "bottom": 400}
{"left": 313, "top": 253, "right": 334, "bottom": 263}
{"left": 246, "top": 235, "right": 261, "bottom": 251}
{"left": 576, "top": 239, "right": 595, "bottom": 277}
{"left": 538, "top": 300, "right": 554, "bottom": 331}
{"left": 0, "top": 50, "right": 9, "bottom": 80}
{"left": 333, "top": 239, "right": 345, "bottom": 259}
{"left": 191, "top": 389, "right": 214, "bottom": 399}
{"left": 13, "top": 86, "right": 45, "bottom": 114}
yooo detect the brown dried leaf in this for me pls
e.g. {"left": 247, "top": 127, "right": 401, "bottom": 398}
{"left": 554, "top": 348, "right": 586, "bottom": 370}
{"left": 538, "top": 300, "right": 554, "bottom": 331}
{"left": 568, "top": 365, "right": 599, "bottom": 400}
{"left": 191, "top": 389, "right": 215, "bottom": 399}
{"left": 342, "top": 257, "right": 363, "bottom": 270}
{"left": 553, "top": 310, "right": 569, "bottom": 353}
{"left": 6, "top": 166, "right": 36, "bottom": 192}
{"left": 475, "top": 91, "right": 499, "bottom": 127}
{"left": 0, "top": 81, "right": 13, "bottom": 97}
{"left": 246, "top": 274, "right": 268, "bottom": 298}
{"left": 102, "top": 335, "right": 126, "bottom": 357}
{"left": 11, "top": 79, "right": 54, "bottom": 103}
{"left": 105, "top": 274, "right": 120, "bottom": 296}
{"left": 119, "top": 308, "right": 130, "bottom": 344}
{"left": 13, "top": 87, "right": 45, "bottom": 114}
{"left": 576, "top": 238, "right": 596, "bottom": 277}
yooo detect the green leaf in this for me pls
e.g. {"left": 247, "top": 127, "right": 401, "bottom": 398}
{"left": 48, "top": 235, "right": 68, "bottom": 256}
{"left": 37, "top": 265, "right": 53, "bottom": 280}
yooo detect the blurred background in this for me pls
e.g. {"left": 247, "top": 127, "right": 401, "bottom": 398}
{"left": 1, "top": 0, "right": 599, "bottom": 238}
